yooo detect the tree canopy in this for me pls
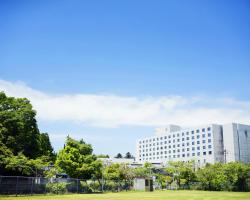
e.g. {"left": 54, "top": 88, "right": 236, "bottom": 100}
{"left": 0, "top": 92, "right": 55, "bottom": 175}
{"left": 55, "top": 136, "right": 102, "bottom": 179}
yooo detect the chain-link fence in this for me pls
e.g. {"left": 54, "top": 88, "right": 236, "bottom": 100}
{"left": 0, "top": 176, "right": 134, "bottom": 195}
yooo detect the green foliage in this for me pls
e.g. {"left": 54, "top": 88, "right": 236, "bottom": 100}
{"left": 134, "top": 162, "right": 152, "bottom": 178}
{"left": 155, "top": 174, "right": 167, "bottom": 189}
{"left": 197, "top": 162, "right": 250, "bottom": 191}
{"left": 124, "top": 152, "right": 133, "bottom": 158}
{"left": 4, "top": 153, "right": 50, "bottom": 176}
{"left": 46, "top": 182, "right": 68, "bottom": 194}
{"left": 96, "top": 154, "right": 109, "bottom": 158}
{"left": 165, "top": 161, "right": 196, "bottom": 188}
{"left": 197, "top": 163, "right": 229, "bottom": 191}
{"left": 115, "top": 153, "right": 123, "bottom": 158}
{"left": 0, "top": 92, "right": 55, "bottom": 175}
{"left": 55, "top": 136, "right": 102, "bottom": 179}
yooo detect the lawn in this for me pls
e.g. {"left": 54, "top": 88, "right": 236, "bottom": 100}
{"left": 0, "top": 191, "right": 250, "bottom": 200}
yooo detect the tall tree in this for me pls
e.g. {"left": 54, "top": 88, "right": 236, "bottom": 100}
{"left": 115, "top": 153, "right": 123, "bottom": 158}
{"left": 124, "top": 152, "right": 133, "bottom": 159}
{"left": 55, "top": 136, "right": 102, "bottom": 179}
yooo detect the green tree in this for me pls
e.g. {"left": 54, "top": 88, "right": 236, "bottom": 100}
{"left": 155, "top": 174, "right": 167, "bottom": 189}
{"left": 224, "top": 162, "right": 250, "bottom": 191}
{"left": 0, "top": 92, "right": 41, "bottom": 158}
{"left": 39, "top": 133, "right": 55, "bottom": 160}
{"left": 4, "top": 153, "right": 50, "bottom": 176}
{"left": 55, "top": 136, "right": 101, "bottom": 179}
{"left": 197, "top": 163, "right": 227, "bottom": 191}
{"left": 115, "top": 153, "right": 123, "bottom": 158}
{"left": 124, "top": 152, "right": 133, "bottom": 159}
{"left": 165, "top": 161, "right": 196, "bottom": 188}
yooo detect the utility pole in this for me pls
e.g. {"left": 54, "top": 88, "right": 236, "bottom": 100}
{"left": 223, "top": 149, "right": 227, "bottom": 164}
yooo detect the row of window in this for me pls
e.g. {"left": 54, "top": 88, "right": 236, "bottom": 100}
{"left": 139, "top": 145, "right": 212, "bottom": 156}
{"left": 139, "top": 144, "right": 212, "bottom": 154}
{"left": 139, "top": 151, "right": 213, "bottom": 161}
{"left": 139, "top": 130, "right": 211, "bottom": 144}
{"left": 139, "top": 139, "right": 212, "bottom": 149}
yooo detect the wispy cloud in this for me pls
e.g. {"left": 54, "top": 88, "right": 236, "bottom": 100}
{"left": 0, "top": 79, "right": 250, "bottom": 127}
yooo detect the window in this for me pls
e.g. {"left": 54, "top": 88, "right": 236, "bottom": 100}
{"left": 192, "top": 153, "right": 195, "bottom": 156}
{"left": 186, "top": 142, "right": 189, "bottom": 146}
{"left": 197, "top": 152, "right": 200, "bottom": 156}
{"left": 203, "top": 152, "right": 206, "bottom": 155}
{"left": 208, "top": 145, "right": 212, "bottom": 149}
{"left": 160, "top": 137, "right": 163, "bottom": 140}
{"left": 192, "top": 147, "right": 195, "bottom": 151}
{"left": 197, "top": 147, "right": 200, "bottom": 150}
{"left": 187, "top": 148, "right": 190, "bottom": 151}
{"left": 182, "top": 138, "right": 185, "bottom": 141}
{"left": 191, "top": 131, "right": 194, "bottom": 134}
{"left": 177, "top": 139, "right": 180, "bottom": 142}
{"left": 202, "top": 128, "right": 205, "bottom": 132}
{"left": 192, "top": 142, "right": 195, "bottom": 145}
{"left": 192, "top": 136, "right": 195, "bottom": 139}
{"left": 207, "top": 127, "right": 211, "bottom": 131}
{"left": 187, "top": 153, "right": 190, "bottom": 157}
{"left": 202, "top": 134, "right": 206, "bottom": 138}
{"left": 245, "top": 131, "right": 248, "bottom": 137}
{"left": 169, "top": 150, "right": 171, "bottom": 153}
{"left": 197, "top": 141, "right": 200, "bottom": 144}
{"left": 182, "top": 148, "right": 185, "bottom": 152}
{"left": 182, "top": 132, "right": 184, "bottom": 136}
{"left": 203, "top": 146, "right": 206, "bottom": 149}
{"left": 164, "top": 136, "right": 167, "bottom": 139}
{"left": 186, "top": 137, "right": 189, "bottom": 140}
{"left": 208, "top": 139, "right": 211, "bottom": 143}
{"left": 197, "top": 135, "right": 200, "bottom": 139}
{"left": 209, "top": 151, "right": 212, "bottom": 155}
{"left": 186, "top": 132, "right": 189, "bottom": 135}
{"left": 196, "top": 129, "right": 200, "bottom": 133}
{"left": 208, "top": 133, "right": 211, "bottom": 137}
{"left": 203, "top": 140, "right": 206, "bottom": 144}
{"left": 182, "top": 154, "right": 185, "bottom": 157}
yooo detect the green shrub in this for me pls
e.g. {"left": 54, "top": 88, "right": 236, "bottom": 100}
{"left": 46, "top": 182, "right": 68, "bottom": 194}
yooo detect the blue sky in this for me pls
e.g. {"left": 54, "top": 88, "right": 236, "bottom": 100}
{"left": 0, "top": 0, "right": 249, "bottom": 156}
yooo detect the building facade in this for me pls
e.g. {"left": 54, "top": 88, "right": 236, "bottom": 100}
{"left": 135, "top": 123, "right": 250, "bottom": 166}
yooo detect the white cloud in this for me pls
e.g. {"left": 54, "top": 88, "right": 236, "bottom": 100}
{"left": 0, "top": 79, "right": 250, "bottom": 127}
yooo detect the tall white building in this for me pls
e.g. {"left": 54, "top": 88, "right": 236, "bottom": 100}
{"left": 135, "top": 123, "right": 250, "bottom": 166}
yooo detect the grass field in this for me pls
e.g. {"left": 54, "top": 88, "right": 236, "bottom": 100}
{"left": 0, "top": 191, "right": 250, "bottom": 200}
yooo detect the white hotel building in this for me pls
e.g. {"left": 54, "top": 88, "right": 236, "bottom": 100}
{"left": 135, "top": 123, "right": 250, "bottom": 166}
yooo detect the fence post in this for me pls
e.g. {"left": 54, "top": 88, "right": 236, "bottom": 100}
{"left": 15, "top": 176, "right": 19, "bottom": 196}
{"left": 77, "top": 179, "right": 79, "bottom": 193}
{"left": 31, "top": 177, "right": 34, "bottom": 195}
